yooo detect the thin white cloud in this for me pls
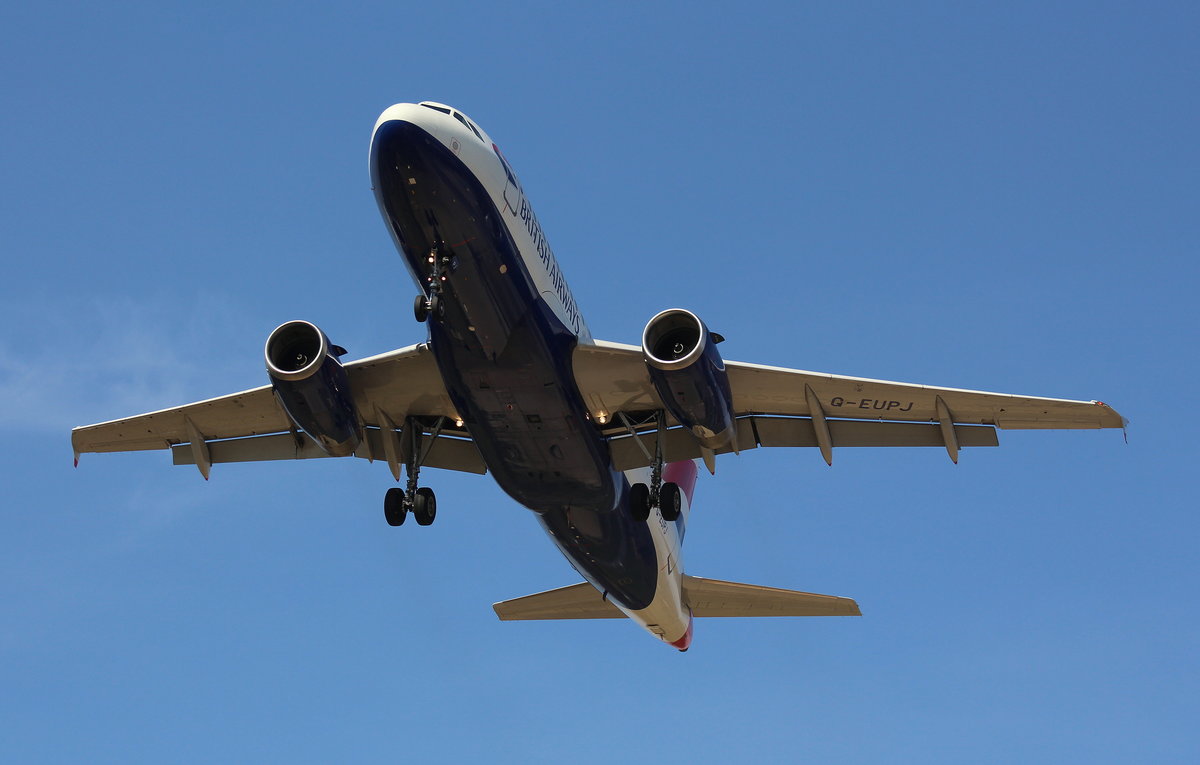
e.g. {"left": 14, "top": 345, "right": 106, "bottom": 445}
{"left": 0, "top": 292, "right": 258, "bottom": 432}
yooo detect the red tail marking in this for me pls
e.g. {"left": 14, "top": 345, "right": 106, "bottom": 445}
{"left": 663, "top": 460, "right": 698, "bottom": 504}
{"left": 669, "top": 612, "right": 694, "bottom": 651}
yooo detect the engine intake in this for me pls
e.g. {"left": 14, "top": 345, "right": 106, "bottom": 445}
{"left": 265, "top": 320, "right": 361, "bottom": 457}
{"left": 642, "top": 309, "right": 736, "bottom": 450}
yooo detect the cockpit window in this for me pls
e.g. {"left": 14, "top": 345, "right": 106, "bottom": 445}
{"left": 452, "top": 111, "right": 485, "bottom": 143}
{"left": 493, "top": 144, "right": 518, "bottom": 186}
{"left": 420, "top": 103, "right": 451, "bottom": 114}
{"left": 465, "top": 120, "right": 484, "bottom": 142}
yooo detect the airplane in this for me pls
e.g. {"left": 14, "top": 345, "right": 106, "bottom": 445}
{"left": 71, "top": 102, "right": 1126, "bottom": 651}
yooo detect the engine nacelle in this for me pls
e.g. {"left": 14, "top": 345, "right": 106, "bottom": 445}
{"left": 264, "top": 320, "right": 361, "bottom": 457}
{"left": 641, "top": 309, "right": 736, "bottom": 450}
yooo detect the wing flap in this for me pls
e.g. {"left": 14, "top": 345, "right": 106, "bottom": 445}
{"left": 607, "top": 416, "right": 998, "bottom": 471}
{"left": 169, "top": 428, "right": 488, "bottom": 474}
{"left": 754, "top": 417, "right": 999, "bottom": 449}
{"left": 683, "top": 575, "right": 861, "bottom": 617}
{"left": 493, "top": 582, "right": 626, "bottom": 620}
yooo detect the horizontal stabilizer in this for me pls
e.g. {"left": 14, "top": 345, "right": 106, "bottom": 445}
{"left": 683, "top": 575, "right": 860, "bottom": 617}
{"left": 493, "top": 578, "right": 861, "bottom": 621}
{"left": 493, "top": 582, "right": 624, "bottom": 621}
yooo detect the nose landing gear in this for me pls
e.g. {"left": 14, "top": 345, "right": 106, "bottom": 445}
{"left": 413, "top": 245, "right": 454, "bottom": 323}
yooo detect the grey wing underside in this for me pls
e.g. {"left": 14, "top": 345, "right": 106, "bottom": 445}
{"left": 71, "top": 337, "right": 1126, "bottom": 478}
{"left": 71, "top": 343, "right": 487, "bottom": 477}
{"left": 573, "top": 340, "right": 1126, "bottom": 469}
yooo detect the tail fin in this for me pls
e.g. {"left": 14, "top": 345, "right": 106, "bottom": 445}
{"left": 683, "top": 575, "right": 861, "bottom": 617}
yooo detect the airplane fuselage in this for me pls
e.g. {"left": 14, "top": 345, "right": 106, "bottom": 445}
{"left": 369, "top": 103, "right": 693, "bottom": 648}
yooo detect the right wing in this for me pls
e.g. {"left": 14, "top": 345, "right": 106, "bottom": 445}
{"left": 71, "top": 343, "right": 486, "bottom": 475}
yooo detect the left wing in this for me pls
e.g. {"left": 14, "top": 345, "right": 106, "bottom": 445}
{"left": 574, "top": 340, "right": 1125, "bottom": 468}
{"left": 72, "top": 343, "right": 485, "bottom": 475}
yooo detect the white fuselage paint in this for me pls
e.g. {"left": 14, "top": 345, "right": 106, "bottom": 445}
{"left": 619, "top": 466, "right": 693, "bottom": 645}
{"left": 371, "top": 103, "right": 692, "bottom": 646}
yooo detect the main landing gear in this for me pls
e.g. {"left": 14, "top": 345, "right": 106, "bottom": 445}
{"left": 622, "top": 411, "right": 682, "bottom": 524}
{"left": 384, "top": 486, "right": 436, "bottom": 526}
{"left": 413, "top": 245, "right": 454, "bottom": 323}
{"left": 383, "top": 416, "right": 441, "bottom": 527}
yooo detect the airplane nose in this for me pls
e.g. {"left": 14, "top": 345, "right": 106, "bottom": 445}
{"left": 369, "top": 115, "right": 441, "bottom": 193}
{"left": 372, "top": 103, "right": 428, "bottom": 135}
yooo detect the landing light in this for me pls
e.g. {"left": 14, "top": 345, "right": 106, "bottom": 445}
{"left": 596, "top": 412, "right": 608, "bottom": 424}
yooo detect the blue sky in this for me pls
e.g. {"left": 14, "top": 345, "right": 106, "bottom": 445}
{"left": 3, "top": 2, "right": 1197, "bottom": 762}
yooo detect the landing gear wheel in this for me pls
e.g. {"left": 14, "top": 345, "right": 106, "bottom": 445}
{"left": 660, "top": 482, "right": 682, "bottom": 522}
{"left": 384, "top": 487, "right": 407, "bottom": 526}
{"left": 429, "top": 294, "right": 444, "bottom": 320}
{"left": 413, "top": 294, "right": 429, "bottom": 323}
{"left": 413, "top": 487, "right": 437, "bottom": 526}
{"left": 629, "top": 483, "right": 651, "bottom": 522}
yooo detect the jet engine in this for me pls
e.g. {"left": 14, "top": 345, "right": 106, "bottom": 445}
{"left": 265, "top": 320, "right": 361, "bottom": 457}
{"left": 641, "top": 309, "right": 736, "bottom": 450}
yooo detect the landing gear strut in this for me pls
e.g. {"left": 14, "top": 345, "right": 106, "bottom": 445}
{"left": 620, "top": 410, "right": 681, "bottom": 523}
{"left": 383, "top": 416, "right": 442, "bottom": 527}
{"left": 413, "top": 245, "right": 454, "bottom": 323}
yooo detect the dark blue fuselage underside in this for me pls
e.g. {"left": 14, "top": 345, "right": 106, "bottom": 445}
{"left": 369, "top": 120, "right": 657, "bottom": 610}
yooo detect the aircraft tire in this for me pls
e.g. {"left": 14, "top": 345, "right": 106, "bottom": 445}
{"left": 629, "top": 483, "right": 650, "bottom": 522}
{"left": 384, "top": 487, "right": 407, "bottom": 526}
{"left": 413, "top": 294, "right": 429, "bottom": 323}
{"left": 660, "top": 482, "right": 682, "bottom": 522}
{"left": 414, "top": 487, "right": 437, "bottom": 526}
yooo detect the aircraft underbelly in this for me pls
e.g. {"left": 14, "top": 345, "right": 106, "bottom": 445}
{"left": 370, "top": 117, "right": 659, "bottom": 610}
